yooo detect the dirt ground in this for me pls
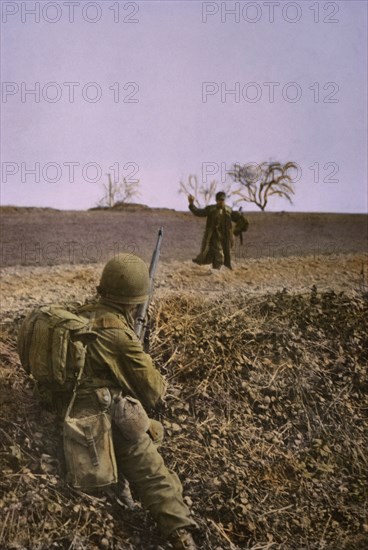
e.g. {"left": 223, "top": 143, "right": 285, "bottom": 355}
{"left": 1, "top": 206, "right": 367, "bottom": 267}
{"left": 0, "top": 207, "right": 367, "bottom": 550}
{"left": 1, "top": 206, "right": 367, "bottom": 321}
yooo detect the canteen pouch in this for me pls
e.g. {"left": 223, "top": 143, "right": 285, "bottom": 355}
{"left": 63, "top": 411, "right": 118, "bottom": 490}
{"left": 112, "top": 395, "right": 150, "bottom": 441}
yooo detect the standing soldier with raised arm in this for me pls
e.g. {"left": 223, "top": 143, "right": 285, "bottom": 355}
{"left": 188, "top": 191, "right": 248, "bottom": 270}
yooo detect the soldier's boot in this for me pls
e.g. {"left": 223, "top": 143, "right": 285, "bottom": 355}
{"left": 168, "top": 528, "right": 197, "bottom": 550}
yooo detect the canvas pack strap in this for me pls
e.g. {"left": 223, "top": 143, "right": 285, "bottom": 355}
{"left": 64, "top": 312, "right": 96, "bottom": 421}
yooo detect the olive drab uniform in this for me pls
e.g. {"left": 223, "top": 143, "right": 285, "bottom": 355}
{"left": 48, "top": 299, "right": 196, "bottom": 539}
{"left": 189, "top": 202, "right": 248, "bottom": 270}
{"left": 40, "top": 253, "right": 197, "bottom": 545}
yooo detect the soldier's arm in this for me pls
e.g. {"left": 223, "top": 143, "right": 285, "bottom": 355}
{"left": 109, "top": 327, "right": 166, "bottom": 410}
{"left": 189, "top": 203, "right": 208, "bottom": 217}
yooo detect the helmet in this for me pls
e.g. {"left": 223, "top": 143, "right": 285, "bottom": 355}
{"left": 98, "top": 253, "right": 150, "bottom": 304}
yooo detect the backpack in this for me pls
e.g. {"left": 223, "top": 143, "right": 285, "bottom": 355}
{"left": 17, "top": 305, "right": 97, "bottom": 387}
{"left": 233, "top": 214, "right": 249, "bottom": 245}
{"left": 18, "top": 306, "right": 118, "bottom": 489}
{"left": 233, "top": 214, "right": 249, "bottom": 236}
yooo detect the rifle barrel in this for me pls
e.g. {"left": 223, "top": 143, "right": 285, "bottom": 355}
{"left": 135, "top": 227, "right": 163, "bottom": 341}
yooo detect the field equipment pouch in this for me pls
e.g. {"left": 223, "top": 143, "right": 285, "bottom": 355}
{"left": 63, "top": 408, "right": 118, "bottom": 490}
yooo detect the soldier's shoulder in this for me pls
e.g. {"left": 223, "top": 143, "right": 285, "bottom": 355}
{"left": 79, "top": 304, "right": 127, "bottom": 330}
{"left": 94, "top": 311, "right": 126, "bottom": 330}
{"left": 95, "top": 310, "right": 141, "bottom": 344}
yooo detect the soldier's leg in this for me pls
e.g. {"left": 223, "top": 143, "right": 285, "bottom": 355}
{"left": 113, "top": 427, "right": 196, "bottom": 539}
{"left": 210, "top": 236, "right": 224, "bottom": 269}
{"left": 219, "top": 234, "right": 233, "bottom": 269}
{"left": 223, "top": 246, "right": 232, "bottom": 269}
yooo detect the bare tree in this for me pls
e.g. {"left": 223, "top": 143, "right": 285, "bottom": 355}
{"left": 228, "top": 161, "right": 298, "bottom": 211}
{"left": 97, "top": 174, "right": 140, "bottom": 208}
{"left": 179, "top": 174, "right": 232, "bottom": 206}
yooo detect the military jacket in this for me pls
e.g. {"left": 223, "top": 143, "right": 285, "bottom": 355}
{"left": 76, "top": 301, "right": 165, "bottom": 410}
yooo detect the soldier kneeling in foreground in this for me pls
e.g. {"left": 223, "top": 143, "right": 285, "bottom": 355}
{"left": 20, "top": 254, "right": 197, "bottom": 550}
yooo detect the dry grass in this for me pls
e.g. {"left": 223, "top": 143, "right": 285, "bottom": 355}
{"left": 151, "top": 290, "right": 368, "bottom": 549}
{"left": 1, "top": 288, "right": 367, "bottom": 549}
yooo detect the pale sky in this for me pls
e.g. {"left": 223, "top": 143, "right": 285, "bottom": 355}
{"left": 1, "top": 0, "right": 367, "bottom": 212}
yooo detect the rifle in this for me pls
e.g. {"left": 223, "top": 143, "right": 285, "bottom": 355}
{"left": 134, "top": 227, "right": 163, "bottom": 350}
